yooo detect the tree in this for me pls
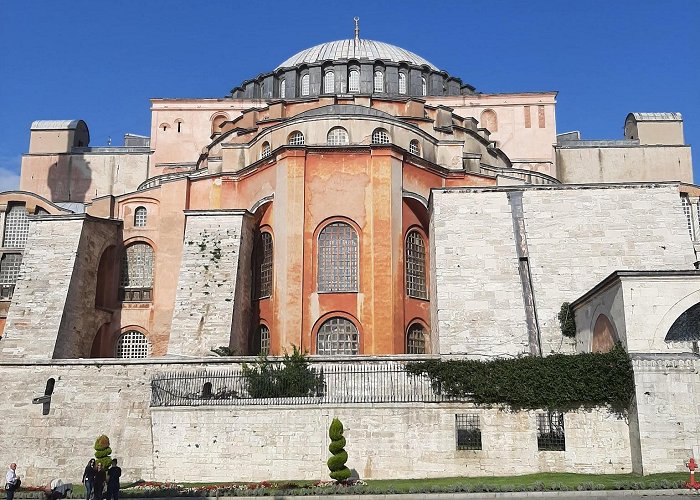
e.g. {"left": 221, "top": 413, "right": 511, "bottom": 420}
{"left": 327, "top": 418, "right": 351, "bottom": 482}
{"left": 94, "top": 434, "right": 113, "bottom": 469}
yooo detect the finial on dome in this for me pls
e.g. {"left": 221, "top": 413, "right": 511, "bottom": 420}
{"left": 354, "top": 17, "right": 360, "bottom": 42}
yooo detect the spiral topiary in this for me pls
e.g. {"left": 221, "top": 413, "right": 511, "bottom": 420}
{"left": 327, "top": 418, "right": 351, "bottom": 482}
{"left": 94, "top": 434, "right": 113, "bottom": 469}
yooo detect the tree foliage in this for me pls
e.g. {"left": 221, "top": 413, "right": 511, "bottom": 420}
{"left": 94, "top": 434, "right": 113, "bottom": 469}
{"left": 327, "top": 418, "right": 351, "bottom": 482}
{"left": 242, "top": 346, "right": 325, "bottom": 399}
{"left": 558, "top": 302, "right": 576, "bottom": 338}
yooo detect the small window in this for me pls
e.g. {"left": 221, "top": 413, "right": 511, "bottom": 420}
{"left": 398, "top": 73, "right": 407, "bottom": 95}
{"left": 317, "top": 317, "right": 359, "bottom": 355}
{"left": 202, "top": 382, "right": 213, "bottom": 399}
{"left": 259, "top": 325, "right": 270, "bottom": 355}
{"left": 373, "top": 70, "right": 384, "bottom": 93}
{"left": 456, "top": 414, "right": 482, "bottom": 450}
{"left": 160, "top": 123, "right": 169, "bottom": 132}
{"left": 372, "top": 128, "right": 390, "bottom": 145}
{"left": 301, "top": 74, "right": 310, "bottom": 96}
{"left": 682, "top": 196, "right": 694, "bottom": 239}
{"left": 406, "top": 324, "right": 426, "bottom": 354}
{"left": 537, "top": 411, "right": 566, "bottom": 451}
{"left": 115, "top": 330, "right": 150, "bottom": 359}
{"left": 406, "top": 230, "right": 427, "bottom": 299}
{"left": 261, "top": 141, "right": 271, "bottom": 159}
{"left": 175, "top": 120, "right": 183, "bottom": 133}
{"left": 280, "top": 79, "right": 286, "bottom": 99}
{"left": 349, "top": 70, "right": 360, "bottom": 92}
{"left": 421, "top": 77, "right": 427, "bottom": 96}
{"left": 288, "top": 131, "right": 305, "bottom": 146}
{"left": 324, "top": 70, "right": 335, "bottom": 94}
{"left": 409, "top": 140, "right": 421, "bottom": 156}
{"left": 327, "top": 127, "right": 349, "bottom": 146}
{"left": 134, "top": 206, "right": 147, "bottom": 228}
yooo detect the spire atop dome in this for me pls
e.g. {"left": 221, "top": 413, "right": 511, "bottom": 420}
{"left": 354, "top": 17, "right": 360, "bottom": 42}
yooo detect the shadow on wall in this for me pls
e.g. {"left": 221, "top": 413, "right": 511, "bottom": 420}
{"left": 47, "top": 155, "right": 92, "bottom": 203}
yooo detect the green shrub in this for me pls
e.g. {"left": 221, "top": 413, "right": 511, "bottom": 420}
{"left": 327, "top": 418, "right": 351, "bottom": 482}
{"left": 242, "top": 346, "right": 324, "bottom": 399}
{"left": 558, "top": 302, "right": 576, "bottom": 338}
{"left": 94, "top": 434, "right": 113, "bottom": 469}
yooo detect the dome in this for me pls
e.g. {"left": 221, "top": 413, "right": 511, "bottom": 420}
{"left": 276, "top": 39, "right": 438, "bottom": 71}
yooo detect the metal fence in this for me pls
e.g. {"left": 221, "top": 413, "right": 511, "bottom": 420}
{"left": 150, "top": 361, "right": 451, "bottom": 407}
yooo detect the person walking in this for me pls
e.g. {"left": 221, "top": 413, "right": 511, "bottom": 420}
{"left": 81, "top": 460, "right": 96, "bottom": 500}
{"left": 105, "top": 460, "right": 121, "bottom": 500}
{"left": 93, "top": 463, "right": 105, "bottom": 500}
{"left": 5, "top": 463, "right": 20, "bottom": 500}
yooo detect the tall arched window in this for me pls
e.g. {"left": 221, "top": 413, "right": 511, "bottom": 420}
{"left": 280, "top": 79, "right": 286, "bottom": 99}
{"left": 406, "top": 323, "right": 426, "bottom": 354}
{"left": 317, "top": 317, "right": 359, "bottom": 355}
{"left": 421, "top": 77, "right": 427, "bottom": 96}
{"left": 398, "top": 73, "right": 407, "bottom": 95}
{"left": 327, "top": 127, "right": 349, "bottom": 146}
{"left": 254, "top": 231, "right": 273, "bottom": 299}
{"left": 260, "top": 141, "right": 271, "bottom": 159}
{"left": 288, "top": 131, "right": 305, "bottom": 145}
{"left": 480, "top": 109, "right": 498, "bottom": 132}
{"left": 115, "top": 330, "right": 150, "bottom": 358}
{"left": 3, "top": 204, "right": 29, "bottom": 248}
{"left": 301, "top": 74, "right": 310, "bottom": 96}
{"left": 134, "top": 206, "right": 147, "bottom": 228}
{"left": 251, "top": 324, "right": 270, "bottom": 355}
{"left": 348, "top": 69, "right": 360, "bottom": 92}
{"left": 409, "top": 140, "right": 421, "bottom": 156}
{"left": 324, "top": 70, "right": 335, "bottom": 94}
{"left": 119, "top": 242, "right": 154, "bottom": 302}
{"left": 372, "top": 128, "right": 390, "bottom": 144}
{"left": 373, "top": 70, "right": 384, "bottom": 93}
{"left": 406, "top": 230, "right": 427, "bottom": 299}
{"left": 318, "top": 222, "right": 358, "bottom": 292}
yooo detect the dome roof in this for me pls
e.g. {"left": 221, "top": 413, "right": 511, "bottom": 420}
{"left": 276, "top": 39, "right": 438, "bottom": 71}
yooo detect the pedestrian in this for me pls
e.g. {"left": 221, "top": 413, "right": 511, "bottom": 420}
{"left": 82, "top": 460, "right": 96, "bottom": 500}
{"left": 93, "top": 463, "right": 105, "bottom": 500}
{"left": 105, "top": 460, "right": 121, "bottom": 500}
{"left": 5, "top": 463, "right": 20, "bottom": 500}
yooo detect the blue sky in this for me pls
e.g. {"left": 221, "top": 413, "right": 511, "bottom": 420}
{"left": 1, "top": 1, "right": 698, "bottom": 191}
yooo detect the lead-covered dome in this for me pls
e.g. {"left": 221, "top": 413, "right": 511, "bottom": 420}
{"left": 276, "top": 39, "right": 438, "bottom": 71}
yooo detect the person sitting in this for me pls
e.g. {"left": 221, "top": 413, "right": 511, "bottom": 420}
{"left": 44, "top": 479, "right": 72, "bottom": 500}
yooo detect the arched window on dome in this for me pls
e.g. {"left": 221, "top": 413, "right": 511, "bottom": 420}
{"left": 372, "top": 128, "right": 390, "bottom": 145}
{"left": 280, "top": 79, "right": 286, "bottom": 99}
{"left": 115, "top": 330, "right": 150, "bottom": 359}
{"left": 406, "top": 230, "right": 427, "bottom": 299}
{"left": 288, "top": 130, "right": 305, "bottom": 146}
{"left": 327, "top": 127, "right": 349, "bottom": 146}
{"left": 409, "top": 140, "right": 421, "bottom": 156}
{"left": 398, "top": 73, "right": 407, "bottom": 95}
{"left": 318, "top": 221, "right": 358, "bottom": 292}
{"left": 324, "top": 70, "right": 335, "bottom": 94}
{"left": 134, "top": 206, "right": 147, "bottom": 228}
{"left": 119, "top": 242, "right": 154, "bottom": 302}
{"left": 406, "top": 323, "right": 427, "bottom": 354}
{"left": 348, "top": 69, "right": 360, "bottom": 93}
{"left": 480, "top": 109, "right": 498, "bottom": 133}
{"left": 373, "top": 70, "right": 384, "bottom": 93}
{"left": 316, "top": 317, "right": 359, "bottom": 355}
{"left": 421, "top": 77, "right": 427, "bottom": 96}
{"left": 260, "top": 141, "right": 271, "bottom": 159}
{"left": 301, "top": 74, "right": 310, "bottom": 96}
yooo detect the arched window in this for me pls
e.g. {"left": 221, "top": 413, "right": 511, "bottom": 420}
{"left": 115, "top": 330, "right": 150, "bottom": 358}
{"left": 202, "top": 382, "right": 213, "bottom": 398}
{"left": 372, "top": 128, "right": 390, "bottom": 144}
{"left": 324, "top": 70, "right": 335, "bottom": 94}
{"left": 373, "top": 70, "right": 384, "bottom": 93}
{"left": 666, "top": 303, "right": 700, "bottom": 342}
{"left": 398, "top": 73, "right": 407, "bottom": 95}
{"left": 406, "top": 230, "right": 427, "bottom": 299}
{"left": 317, "top": 317, "right": 359, "bottom": 355}
{"left": 119, "top": 242, "right": 154, "bottom": 302}
{"left": 3, "top": 204, "right": 29, "bottom": 248}
{"left": 211, "top": 114, "right": 228, "bottom": 136}
{"left": 327, "top": 127, "right": 349, "bottom": 146}
{"left": 260, "top": 141, "right": 271, "bottom": 159}
{"left": 318, "top": 222, "right": 358, "bottom": 292}
{"left": 348, "top": 69, "right": 360, "bottom": 92}
{"left": 288, "top": 131, "right": 305, "bottom": 146}
{"left": 175, "top": 119, "right": 183, "bottom": 133}
{"left": 280, "top": 79, "right": 286, "bottom": 99}
{"left": 480, "top": 109, "right": 498, "bottom": 132}
{"left": 409, "top": 140, "right": 421, "bottom": 156}
{"left": 134, "top": 206, "right": 147, "bottom": 228}
{"left": 301, "top": 74, "right": 310, "bottom": 96}
{"left": 251, "top": 324, "right": 270, "bottom": 356}
{"left": 406, "top": 323, "right": 426, "bottom": 354}
{"left": 421, "top": 77, "right": 427, "bottom": 96}
{"left": 254, "top": 231, "right": 273, "bottom": 299}
{"left": 592, "top": 314, "right": 616, "bottom": 353}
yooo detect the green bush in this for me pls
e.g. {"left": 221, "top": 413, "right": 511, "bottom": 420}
{"left": 558, "top": 302, "right": 576, "bottom": 338}
{"left": 242, "top": 346, "right": 324, "bottom": 399}
{"left": 94, "top": 434, "right": 113, "bottom": 469}
{"left": 327, "top": 418, "right": 351, "bottom": 482}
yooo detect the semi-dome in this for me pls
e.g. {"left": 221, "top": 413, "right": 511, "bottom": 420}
{"left": 276, "top": 39, "right": 438, "bottom": 71}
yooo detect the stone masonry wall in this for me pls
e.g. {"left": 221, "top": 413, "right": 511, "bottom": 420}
{"left": 168, "top": 211, "right": 250, "bottom": 356}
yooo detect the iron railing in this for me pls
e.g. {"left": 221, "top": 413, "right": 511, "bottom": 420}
{"left": 150, "top": 361, "right": 452, "bottom": 407}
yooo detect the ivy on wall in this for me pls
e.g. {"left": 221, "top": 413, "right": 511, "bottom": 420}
{"left": 406, "top": 344, "right": 634, "bottom": 414}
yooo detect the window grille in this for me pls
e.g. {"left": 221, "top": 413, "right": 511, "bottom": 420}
{"left": 317, "top": 317, "right": 359, "bottom": 355}
{"left": 318, "top": 222, "right": 358, "bottom": 292}
{"left": 373, "top": 71, "right": 384, "bottom": 93}
{"left": 0, "top": 253, "right": 22, "bottom": 286}
{"left": 134, "top": 206, "right": 147, "bottom": 228}
{"left": 288, "top": 131, "right": 305, "bottom": 146}
{"left": 259, "top": 325, "right": 270, "bottom": 355}
{"left": 349, "top": 70, "right": 360, "bottom": 92}
{"left": 421, "top": 77, "right": 427, "bottom": 96}
{"left": 327, "top": 127, "right": 349, "bottom": 146}
{"left": 301, "top": 74, "right": 310, "bottom": 96}
{"left": 406, "top": 230, "right": 427, "bottom": 299}
{"left": 324, "top": 70, "right": 335, "bottom": 93}
{"left": 119, "top": 243, "right": 154, "bottom": 302}
{"left": 536, "top": 411, "right": 566, "bottom": 451}
{"left": 406, "top": 324, "right": 426, "bottom": 354}
{"left": 115, "top": 330, "right": 150, "bottom": 359}
{"left": 398, "top": 73, "right": 407, "bottom": 94}
{"left": 409, "top": 140, "right": 420, "bottom": 156}
{"left": 682, "top": 196, "right": 694, "bottom": 239}
{"left": 260, "top": 142, "right": 271, "bottom": 159}
{"left": 254, "top": 232, "right": 273, "bottom": 299}
{"left": 456, "top": 414, "right": 482, "bottom": 450}
{"left": 280, "top": 79, "right": 286, "bottom": 99}
{"left": 3, "top": 204, "right": 29, "bottom": 248}
{"left": 372, "top": 128, "right": 390, "bottom": 144}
